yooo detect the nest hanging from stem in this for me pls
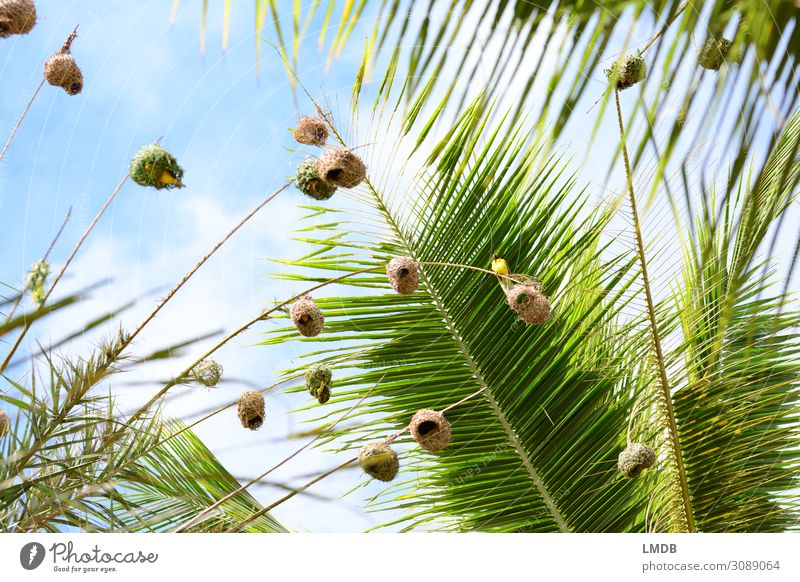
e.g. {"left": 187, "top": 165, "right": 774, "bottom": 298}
{"left": 0, "top": 409, "right": 9, "bottom": 438}
{"left": 316, "top": 148, "right": 366, "bottom": 188}
{"left": 606, "top": 54, "right": 647, "bottom": 90}
{"left": 294, "top": 116, "right": 328, "bottom": 146}
{"left": 237, "top": 391, "right": 265, "bottom": 431}
{"left": 697, "top": 37, "right": 733, "bottom": 71}
{"left": 0, "top": 0, "right": 37, "bottom": 39}
{"left": 386, "top": 256, "right": 420, "bottom": 294}
{"left": 25, "top": 259, "right": 49, "bottom": 306}
{"left": 618, "top": 443, "right": 656, "bottom": 478}
{"left": 43, "top": 30, "right": 83, "bottom": 96}
{"left": 305, "top": 363, "right": 332, "bottom": 404}
{"left": 291, "top": 295, "right": 324, "bottom": 337}
{"left": 191, "top": 359, "right": 223, "bottom": 388}
{"left": 409, "top": 409, "right": 452, "bottom": 452}
{"left": 357, "top": 441, "right": 399, "bottom": 482}
{"left": 506, "top": 283, "right": 551, "bottom": 325}
{"left": 129, "top": 143, "right": 185, "bottom": 190}
{"left": 295, "top": 160, "right": 337, "bottom": 200}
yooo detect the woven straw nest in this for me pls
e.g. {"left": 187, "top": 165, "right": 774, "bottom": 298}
{"left": 386, "top": 256, "right": 420, "bottom": 294}
{"left": 618, "top": 443, "right": 656, "bottom": 479}
{"left": 237, "top": 391, "right": 265, "bottom": 431}
{"left": 0, "top": 0, "right": 37, "bottom": 39}
{"left": 44, "top": 52, "right": 83, "bottom": 95}
{"left": 295, "top": 160, "right": 336, "bottom": 200}
{"left": 130, "top": 143, "right": 185, "bottom": 190}
{"left": 305, "top": 363, "right": 332, "bottom": 404}
{"left": 317, "top": 148, "right": 366, "bottom": 188}
{"left": 191, "top": 359, "right": 223, "bottom": 388}
{"left": 357, "top": 441, "right": 399, "bottom": 482}
{"left": 698, "top": 37, "right": 733, "bottom": 71}
{"left": 294, "top": 116, "right": 328, "bottom": 146}
{"left": 410, "top": 409, "right": 452, "bottom": 452}
{"left": 506, "top": 283, "right": 551, "bottom": 325}
{"left": 291, "top": 295, "right": 324, "bottom": 337}
{"left": 0, "top": 409, "right": 9, "bottom": 438}
{"left": 606, "top": 54, "right": 647, "bottom": 90}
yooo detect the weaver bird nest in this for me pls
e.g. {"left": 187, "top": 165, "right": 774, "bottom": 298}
{"left": 305, "top": 363, "right": 332, "bottom": 405}
{"left": 191, "top": 359, "right": 223, "bottom": 388}
{"left": 317, "top": 148, "right": 366, "bottom": 188}
{"left": 294, "top": 116, "right": 328, "bottom": 147}
{"left": 0, "top": 0, "right": 36, "bottom": 39}
{"left": 237, "top": 391, "right": 265, "bottom": 431}
{"left": 130, "top": 143, "right": 185, "bottom": 190}
{"left": 358, "top": 441, "right": 399, "bottom": 482}
{"left": 291, "top": 295, "right": 324, "bottom": 337}
{"left": 618, "top": 443, "right": 656, "bottom": 478}
{"left": 606, "top": 54, "right": 647, "bottom": 90}
{"left": 0, "top": 409, "right": 9, "bottom": 438}
{"left": 295, "top": 160, "right": 336, "bottom": 200}
{"left": 386, "top": 256, "right": 420, "bottom": 294}
{"left": 506, "top": 283, "right": 551, "bottom": 325}
{"left": 698, "top": 37, "right": 733, "bottom": 71}
{"left": 410, "top": 409, "right": 452, "bottom": 452}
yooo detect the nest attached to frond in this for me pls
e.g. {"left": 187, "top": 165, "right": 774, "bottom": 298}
{"left": 410, "top": 409, "right": 452, "bottom": 452}
{"left": 237, "top": 390, "right": 265, "bottom": 431}
{"left": 191, "top": 359, "right": 223, "bottom": 388}
{"left": 291, "top": 295, "right": 324, "bottom": 337}
{"left": 606, "top": 54, "right": 646, "bottom": 90}
{"left": 305, "top": 363, "right": 332, "bottom": 404}
{"left": 697, "top": 37, "right": 733, "bottom": 71}
{"left": 317, "top": 148, "right": 366, "bottom": 188}
{"left": 0, "top": 0, "right": 37, "bottom": 39}
{"left": 618, "top": 443, "right": 656, "bottom": 478}
{"left": 386, "top": 256, "right": 420, "bottom": 294}
{"left": 130, "top": 143, "right": 185, "bottom": 190}
{"left": 357, "top": 441, "right": 399, "bottom": 482}
{"left": 0, "top": 409, "right": 9, "bottom": 438}
{"left": 295, "top": 160, "right": 336, "bottom": 200}
{"left": 44, "top": 53, "right": 83, "bottom": 95}
{"left": 294, "top": 116, "right": 328, "bottom": 146}
{"left": 506, "top": 283, "right": 551, "bottom": 325}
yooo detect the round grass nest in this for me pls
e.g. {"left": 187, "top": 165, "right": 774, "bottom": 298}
{"left": 605, "top": 54, "right": 647, "bottom": 90}
{"left": 130, "top": 143, "right": 185, "bottom": 190}
{"left": 618, "top": 443, "right": 656, "bottom": 479}
{"left": 698, "top": 37, "right": 733, "bottom": 71}
{"left": 291, "top": 294, "right": 324, "bottom": 337}
{"left": 305, "top": 363, "right": 332, "bottom": 404}
{"left": 386, "top": 256, "right": 420, "bottom": 294}
{"left": 44, "top": 52, "right": 83, "bottom": 95}
{"left": 317, "top": 148, "right": 366, "bottom": 188}
{"left": 191, "top": 359, "right": 223, "bottom": 388}
{"left": 237, "top": 390, "right": 265, "bottom": 431}
{"left": 0, "top": 0, "right": 37, "bottom": 39}
{"left": 357, "top": 441, "right": 399, "bottom": 482}
{"left": 295, "top": 160, "right": 336, "bottom": 200}
{"left": 506, "top": 283, "right": 551, "bottom": 325}
{"left": 0, "top": 409, "right": 9, "bottom": 438}
{"left": 410, "top": 409, "right": 452, "bottom": 452}
{"left": 294, "top": 116, "right": 328, "bottom": 146}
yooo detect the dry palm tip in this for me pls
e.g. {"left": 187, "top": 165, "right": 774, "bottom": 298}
{"left": 358, "top": 441, "right": 399, "bottom": 482}
{"left": 0, "top": 409, "right": 9, "bottom": 438}
{"left": 506, "top": 283, "right": 551, "bottom": 325}
{"left": 293, "top": 116, "right": 328, "bottom": 146}
{"left": 191, "top": 359, "right": 223, "bottom": 388}
{"left": 410, "top": 409, "right": 452, "bottom": 452}
{"left": 25, "top": 259, "right": 50, "bottom": 306}
{"left": 305, "top": 363, "right": 332, "bottom": 404}
{"left": 618, "top": 443, "right": 656, "bottom": 478}
{"left": 290, "top": 295, "right": 324, "bottom": 337}
{"left": 386, "top": 256, "right": 420, "bottom": 294}
{"left": 317, "top": 148, "right": 366, "bottom": 188}
{"left": 43, "top": 31, "right": 83, "bottom": 95}
{"left": 295, "top": 160, "right": 336, "bottom": 200}
{"left": 130, "top": 143, "right": 185, "bottom": 190}
{"left": 606, "top": 54, "right": 646, "bottom": 90}
{"left": 237, "top": 390, "right": 265, "bottom": 430}
{"left": 0, "top": 0, "right": 37, "bottom": 39}
{"left": 698, "top": 37, "right": 733, "bottom": 71}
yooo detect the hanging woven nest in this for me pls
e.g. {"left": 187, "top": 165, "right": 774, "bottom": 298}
{"left": 129, "top": 143, "right": 185, "bottom": 190}
{"left": 291, "top": 295, "right": 324, "bottom": 337}
{"left": 697, "top": 37, "right": 733, "bottom": 71}
{"left": 0, "top": 0, "right": 37, "bottom": 39}
{"left": 506, "top": 283, "right": 551, "bottom": 325}
{"left": 191, "top": 359, "right": 223, "bottom": 388}
{"left": 386, "top": 256, "right": 420, "bottom": 294}
{"left": 409, "top": 409, "right": 452, "bottom": 452}
{"left": 305, "top": 363, "right": 332, "bottom": 404}
{"left": 0, "top": 409, "right": 9, "bottom": 438}
{"left": 236, "top": 390, "right": 265, "bottom": 431}
{"left": 25, "top": 259, "right": 49, "bottom": 306}
{"left": 618, "top": 443, "right": 656, "bottom": 478}
{"left": 357, "top": 441, "right": 399, "bottom": 482}
{"left": 294, "top": 116, "right": 328, "bottom": 146}
{"left": 605, "top": 54, "right": 647, "bottom": 90}
{"left": 316, "top": 148, "right": 366, "bottom": 188}
{"left": 295, "top": 160, "right": 336, "bottom": 200}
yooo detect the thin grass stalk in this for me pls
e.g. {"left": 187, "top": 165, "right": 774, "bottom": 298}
{"left": 0, "top": 80, "right": 45, "bottom": 164}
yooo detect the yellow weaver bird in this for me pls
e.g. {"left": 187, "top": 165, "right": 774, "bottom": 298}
{"left": 157, "top": 169, "right": 183, "bottom": 188}
{"left": 491, "top": 254, "right": 511, "bottom": 291}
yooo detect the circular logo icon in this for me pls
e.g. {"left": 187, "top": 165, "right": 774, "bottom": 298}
{"left": 20, "top": 542, "right": 46, "bottom": 570}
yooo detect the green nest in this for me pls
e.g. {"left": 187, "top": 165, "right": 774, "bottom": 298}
{"left": 130, "top": 144, "right": 185, "bottom": 190}
{"left": 295, "top": 160, "right": 336, "bottom": 200}
{"left": 698, "top": 37, "right": 733, "bottom": 71}
{"left": 305, "top": 363, "right": 332, "bottom": 404}
{"left": 606, "top": 54, "right": 647, "bottom": 90}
